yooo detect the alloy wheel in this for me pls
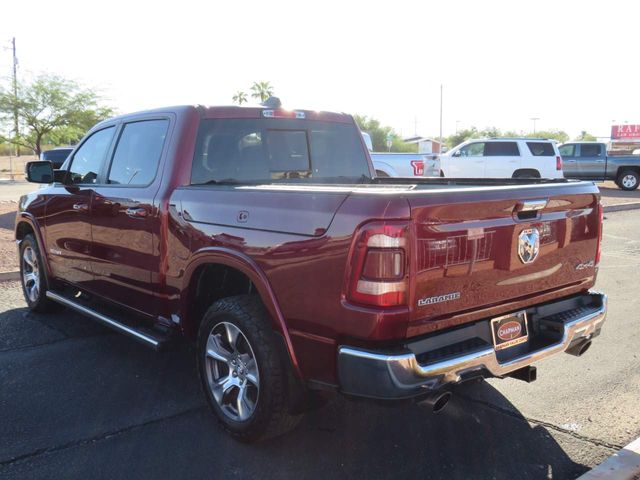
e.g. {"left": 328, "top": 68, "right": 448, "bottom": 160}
{"left": 622, "top": 174, "right": 637, "bottom": 189}
{"left": 22, "top": 246, "right": 40, "bottom": 303}
{"left": 204, "top": 321, "right": 260, "bottom": 421}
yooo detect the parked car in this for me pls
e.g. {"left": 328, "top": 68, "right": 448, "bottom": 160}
{"left": 441, "top": 138, "right": 563, "bottom": 179}
{"left": 361, "top": 132, "right": 440, "bottom": 178}
{"left": 18, "top": 102, "right": 606, "bottom": 441}
{"left": 40, "top": 147, "right": 73, "bottom": 169}
{"left": 559, "top": 141, "right": 640, "bottom": 190}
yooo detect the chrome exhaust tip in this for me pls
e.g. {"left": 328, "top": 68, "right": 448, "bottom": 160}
{"left": 424, "top": 391, "right": 452, "bottom": 413}
{"left": 566, "top": 340, "right": 592, "bottom": 357}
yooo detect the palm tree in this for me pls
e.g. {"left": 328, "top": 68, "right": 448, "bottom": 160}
{"left": 232, "top": 91, "right": 248, "bottom": 105}
{"left": 250, "top": 81, "right": 274, "bottom": 102}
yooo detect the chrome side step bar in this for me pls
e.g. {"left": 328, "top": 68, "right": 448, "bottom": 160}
{"left": 46, "top": 291, "right": 164, "bottom": 350}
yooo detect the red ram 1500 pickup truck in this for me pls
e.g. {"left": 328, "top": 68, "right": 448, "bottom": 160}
{"left": 17, "top": 100, "right": 607, "bottom": 441}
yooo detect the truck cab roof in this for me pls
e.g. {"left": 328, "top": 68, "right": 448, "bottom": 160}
{"left": 95, "top": 104, "right": 353, "bottom": 129}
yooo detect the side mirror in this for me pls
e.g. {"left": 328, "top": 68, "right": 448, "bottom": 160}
{"left": 25, "top": 161, "right": 54, "bottom": 184}
{"left": 452, "top": 150, "right": 461, "bottom": 157}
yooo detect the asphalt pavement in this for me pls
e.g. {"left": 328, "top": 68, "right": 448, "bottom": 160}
{"left": 0, "top": 211, "right": 639, "bottom": 480}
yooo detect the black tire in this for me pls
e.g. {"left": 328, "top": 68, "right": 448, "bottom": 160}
{"left": 617, "top": 169, "right": 640, "bottom": 191}
{"left": 197, "top": 294, "right": 301, "bottom": 441}
{"left": 19, "top": 234, "right": 59, "bottom": 313}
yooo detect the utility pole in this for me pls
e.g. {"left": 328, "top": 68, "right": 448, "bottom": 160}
{"left": 530, "top": 117, "right": 539, "bottom": 135}
{"left": 11, "top": 37, "right": 19, "bottom": 160}
{"left": 439, "top": 84, "right": 443, "bottom": 151}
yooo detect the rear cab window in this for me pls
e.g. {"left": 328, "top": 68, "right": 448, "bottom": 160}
{"left": 527, "top": 142, "right": 555, "bottom": 156}
{"left": 191, "top": 118, "right": 370, "bottom": 184}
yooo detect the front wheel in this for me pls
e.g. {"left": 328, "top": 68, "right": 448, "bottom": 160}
{"left": 19, "top": 234, "right": 58, "bottom": 313}
{"left": 617, "top": 170, "right": 639, "bottom": 191}
{"left": 197, "top": 295, "right": 300, "bottom": 441}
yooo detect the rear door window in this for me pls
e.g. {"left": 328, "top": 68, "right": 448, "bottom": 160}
{"left": 67, "top": 127, "right": 115, "bottom": 185}
{"left": 526, "top": 142, "right": 555, "bottom": 156}
{"left": 107, "top": 119, "right": 169, "bottom": 185}
{"left": 484, "top": 142, "right": 520, "bottom": 156}
{"left": 43, "top": 150, "right": 71, "bottom": 163}
{"left": 580, "top": 144, "right": 603, "bottom": 157}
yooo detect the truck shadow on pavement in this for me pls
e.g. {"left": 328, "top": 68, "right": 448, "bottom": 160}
{"left": 0, "top": 306, "right": 589, "bottom": 480}
{"left": 0, "top": 210, "right": 16, "bottom": 231}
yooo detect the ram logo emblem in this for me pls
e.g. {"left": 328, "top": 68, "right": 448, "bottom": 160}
{"left": 518, "top": 228, "right": 540, "bottom": 264}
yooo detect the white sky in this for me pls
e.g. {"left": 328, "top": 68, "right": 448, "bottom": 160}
{"left": 1, "top": 0, "right": 638, "bottom": 140}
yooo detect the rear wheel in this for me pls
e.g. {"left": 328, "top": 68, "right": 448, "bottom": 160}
{"left": 19, "top": 234, "right": 59, "bottom": 313}
{"left": 617, "top": 170, "right": 639, "bottom": 191}
{"left": 197, "top": 295, "right": 300, "bottom": 441}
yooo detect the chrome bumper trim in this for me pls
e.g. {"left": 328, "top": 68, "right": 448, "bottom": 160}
{"left": 338, "top": 292, "right": 607, "bottom": 399}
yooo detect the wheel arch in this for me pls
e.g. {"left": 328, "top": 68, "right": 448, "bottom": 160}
{"left": 180, "top": 248, "right": 301, "bottom": 377}
{"left": 616, "top": 165, "right": 640, "bottom": 177}
{"left": 15, "top": 213, "right": 52, "bottom": 278}
{"left": 372, "top": 161, "right": 398, "bottom": 177}
{"left": 512, "top": 168, "right": 541, "bottom": 178}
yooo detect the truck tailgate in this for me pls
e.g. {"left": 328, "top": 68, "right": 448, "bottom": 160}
{"left": 407, "top": 183, "right": 600, "bottom": 336}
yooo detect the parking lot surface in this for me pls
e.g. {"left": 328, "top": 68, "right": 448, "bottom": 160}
{"left": 0, "top": 210, "right": 638, "bottom": 480}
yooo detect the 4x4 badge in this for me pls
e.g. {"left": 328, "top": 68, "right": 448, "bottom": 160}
{"left": 518, "top": 228, "right": 540, "bottom": 264}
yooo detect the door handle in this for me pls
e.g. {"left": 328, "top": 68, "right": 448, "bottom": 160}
{"left": 595, "top": 160, "right": 605, "bottom": 163}
{"left": 72, "top": 203, "right": 89, "bottom": 212}
{"left": 126, "top": 207, "right": 148, "bottom": 218}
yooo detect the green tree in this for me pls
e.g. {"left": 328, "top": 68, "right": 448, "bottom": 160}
{"left": 250, "top": 81, "right": 274, "bottom": 102}
{"left": 575, "top": 130, "right": 597, "bottom": 141}
{"left": 479, "top": 126, "right": 501, "bottom": 138}
{"left": 528, "top": 129, "right": 569, "bottom": 143}
{"left": 232, "top": 91, "right": 248, "bottom": 105}
{"left": 353, "top": 114, "right": 415, "bottom": 152}
{"left": 445, "top": 127, "right": 480, "bottom": 148}
{"left": 0, "top": 74, "right": 113, "bottom": 156}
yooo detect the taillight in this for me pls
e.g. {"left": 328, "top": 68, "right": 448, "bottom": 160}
{"left": 345, "top": 221, "right": 409, "bottom": 307}
{"left": 556, "top": 155, "right": 563, "bottom": 171}
{"left": 595, "top": 202, "right": 603, "bottom": 265}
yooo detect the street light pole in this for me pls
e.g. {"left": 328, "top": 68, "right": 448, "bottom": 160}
{"left": 530, "top": 117, "right": 539, "bottom": 135}
{"left": 11, "top": 37, "right": 19, "bottom": 159}
{"left": 439, "top": 84, "right": 443, "bottom": 149}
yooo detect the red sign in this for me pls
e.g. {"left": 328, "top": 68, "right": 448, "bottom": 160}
{"left": 611, "top": 124, "right": 640, "bottom": 140}
{"left": 410, "top": 160, "right": 424, "bottom": 176}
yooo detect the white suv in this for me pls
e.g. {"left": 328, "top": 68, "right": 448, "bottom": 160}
{"left": 440, "top": 138, "right": 563, "bottom": 179}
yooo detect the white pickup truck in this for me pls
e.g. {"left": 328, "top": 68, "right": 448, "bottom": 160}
{"left": 361, "top": 132, "right": 440, "bottom": 178}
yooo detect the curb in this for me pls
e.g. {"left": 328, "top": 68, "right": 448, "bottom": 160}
{"left": 603, "top": 202, "right": 640, "bottom": 213}
{"left": 0, "top": 271, "right": 20, "bottom": 282}
{"left": 578, "top": 436, "right": 640, "bottom": 479}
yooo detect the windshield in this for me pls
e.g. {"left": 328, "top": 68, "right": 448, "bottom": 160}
{"left": 191, "top": 118, "right": 371, "bottom": 185}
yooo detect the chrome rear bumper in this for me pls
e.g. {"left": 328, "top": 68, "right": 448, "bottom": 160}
{"left": 338, "top": 292, "right": 607, "bottom": 399}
